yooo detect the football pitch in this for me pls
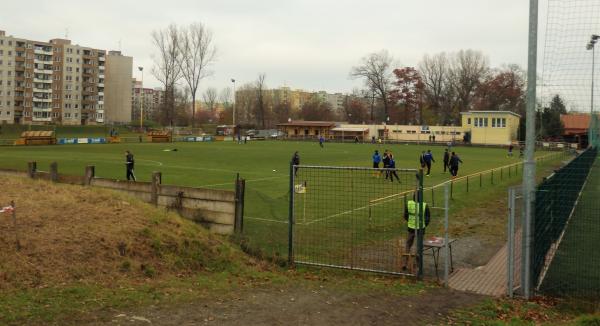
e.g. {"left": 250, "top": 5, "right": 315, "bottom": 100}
{"left": 0, "top": 140, "right": 561, "bottom": 262}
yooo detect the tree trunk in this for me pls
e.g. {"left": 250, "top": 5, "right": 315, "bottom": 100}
{"left": 191, "top": 94, "right": 196, "bottom": 128}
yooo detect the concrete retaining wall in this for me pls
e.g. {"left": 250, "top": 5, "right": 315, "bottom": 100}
{"left": 0, "top": 163, "right": 239, "bottom": 235}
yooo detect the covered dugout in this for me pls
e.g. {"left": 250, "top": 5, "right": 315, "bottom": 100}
{"left": 330, "top": 126, "right": 369, "bottom": 141}
{"left": 15, "top": 131, "right": 56, "bottom": 145}
{"left": 146, "top": 130, "right": 172, "bottom": 143}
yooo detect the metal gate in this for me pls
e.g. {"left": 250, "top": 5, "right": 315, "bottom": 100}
{"left": 288, "top": 164, "right": 424, "bottom": 277}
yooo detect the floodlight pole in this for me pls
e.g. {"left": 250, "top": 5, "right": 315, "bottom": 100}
{"left": 522, "top": 0, "right": 538, "bottom": 300}
{"left": 138, "top": 66, "right": 144, "bottom": 131}
{"left": 587, "top": 35, "right": 599, "bottom": 146}
{"left": 231, "top": 78, "right": 236, "bottom": 126}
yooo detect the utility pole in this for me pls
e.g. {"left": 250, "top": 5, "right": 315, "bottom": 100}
{"left": 522, "top": 0, "right": 538, "bottom": 300}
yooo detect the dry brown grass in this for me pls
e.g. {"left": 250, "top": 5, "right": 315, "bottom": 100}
{"left": 0, "top": 176, "right": 251, "bottom": 290}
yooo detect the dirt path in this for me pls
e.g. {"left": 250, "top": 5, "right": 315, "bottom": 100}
{"left": 78, "top": 285, "right": 482, "bottom": 326}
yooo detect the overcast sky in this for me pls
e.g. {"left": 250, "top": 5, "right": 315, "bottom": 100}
{"left": 1, "top": 0, "right": 543, "bottom": 94}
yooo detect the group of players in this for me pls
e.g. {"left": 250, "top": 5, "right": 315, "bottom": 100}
{"left": 372, "top": 147, "right": 464, "bottom": 180}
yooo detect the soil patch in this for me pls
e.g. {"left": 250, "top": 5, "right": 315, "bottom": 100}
{"left": 78, "top": 285, "right": 484, "bottom": 326}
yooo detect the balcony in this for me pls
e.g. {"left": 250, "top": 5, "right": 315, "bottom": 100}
{"left": 32, "top": 116, "right": 52, "bottom": 122}
{"left": 34, "top": 48, "right": 53, "bottom": 56}
{"left": 33, "top": 97, "right": 52, "bottom": 103}
{"left": 98, "top": 56, "right": 105, "bottom": 62}
{"left": 33, "top": 87, "right": 52, "bottom": 93}
{"left": 97, "top": 83, "right": 104, "bottom": 87}
{"left": 34, "top": 78, "right": 52, "bottom": 84}
{"left": 34, "top": 68, "right": 53, "bottom": 74}
{"left": 34, "top": 57, "right": 53, "bottom": 63}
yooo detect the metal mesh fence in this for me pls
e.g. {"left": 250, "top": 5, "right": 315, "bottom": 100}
{"left": 533, "top": 147, "right": 598, "bottom": 297}
{"left": 290, "top": 166, "right": 422, "bottom": 275}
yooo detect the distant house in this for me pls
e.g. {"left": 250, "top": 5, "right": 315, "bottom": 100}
{"left": 276, "top": 121, "right": 336, "bottom": 139}
{"left": 460, "top": 111, "right": 521, "bottom": 145}
{"left": 561, "top": 113, "right": 590, "bottom": 147}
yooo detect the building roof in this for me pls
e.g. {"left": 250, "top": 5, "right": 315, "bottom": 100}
{"left": 331, "top": 127, "right": 369, "bottom": 132}
{"left": 561, "top": 114, "right": 590, "bottom": 135}
{"left": 460, "top": 111, "right": 521, "bottom": 118}
{"left": 277, "top": 121, "right": 336, "bottom": 127}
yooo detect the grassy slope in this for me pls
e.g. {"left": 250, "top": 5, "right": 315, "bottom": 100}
{"left": 0, "top": 176, "right": 432, "bottom": 324}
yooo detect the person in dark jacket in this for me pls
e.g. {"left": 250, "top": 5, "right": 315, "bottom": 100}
{"left": 388, "top": 152, "right": 401, "bottom": 183}
{"left": 419, "top": 151, "right": 426, "bottom": 169}
{"left": 382, "top": 149, "right": 391, "bottom": 180}
{"left": 125, "top": 150, "right": 136, "bottom": 181}
{"left": 449, "top": 152, "right": 463, "bottom": 178}
{"left": 423, "top": 150, "right": 435, "bottom": 176}
{"left": 291, "top": 151, "right": 300, "bottom": 177}
{"left": 443, "top": 149, "right": 450, "bottom": 173}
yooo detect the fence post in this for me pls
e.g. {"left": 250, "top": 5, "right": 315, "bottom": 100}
{"left": 444, "top": 183, "right": 450, "bottom": 287}
{"left": 50, "top": 162, "right": 58, "bottom": 182}
{"left": 151, "top": 172, "right": 162, "bottom": 205}
{"left": 27, "top": 161, "right": 37, "bottom": 178}
{"left": 466, "top": 175, "right": 469, "bottom": 193}
{"left": 479, "top": 173, "right": 482, "bottom": 187}
{"left": 10, "top": 200, "right": 20, "bottom": 251}
{"left": 417, "top": 169, "right": 424, "bottom": 280}
{"left": 507, "top": 187, "right": 516, "bottom": 298}
{"left": 288, "top": 161, "right": 295, "bottom": 265}
{"left": 450, "top": 179, "right": 454, "bottom": 199}
{"left": 431, "top": 187, "right": 435, "bottom": 207}
{"left": 84, "top": 165, "right": 95, "bottom": 185}
{"left": 234, "top": 174, "right": 246, "bottom": 234}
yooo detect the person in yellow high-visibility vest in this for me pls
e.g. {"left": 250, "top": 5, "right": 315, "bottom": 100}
{"left": 402, "top": 193, "right": 431, "bottom": 270}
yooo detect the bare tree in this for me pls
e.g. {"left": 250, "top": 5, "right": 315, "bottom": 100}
{"left": 202, "top": 87, "right": 218, "bottom": 112}
{"left": 419, "top": 52, "right": 455, "bottom": 124}
{"left": 350, "top": 50, "right": 393, "bottom": 120}
{"left": 255, "top": 73, "right": 267, "bottom": 128}
{"left": 151, "top": 24, "right": 183, "bottom": 126}
{"left": 448, "top": 49, "right": 489, "bottom": 116}
{"left": 177, "top": 23, "right": 217, "bottom": 128}
{"left": 219, "top": 87, "right": 232, "bottom": 106}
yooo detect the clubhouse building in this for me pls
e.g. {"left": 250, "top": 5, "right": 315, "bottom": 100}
{"left": 277, "top": 111, "right": 521, "bottom": 146}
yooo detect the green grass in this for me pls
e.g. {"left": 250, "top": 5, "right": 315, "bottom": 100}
{"left": 0, "top": 140, "right": 567, "bottom": 267}
{"left": 446, "top": 297, "right": 600, "bottom": 325}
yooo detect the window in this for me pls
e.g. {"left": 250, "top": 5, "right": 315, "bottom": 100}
{"left": 501, "top": 118, "right": 506, "bottom": 128}
{"left": 474, "top": 118, "right": 479, "bottom": 127}
{"left": 467, "top": 118, "right": 471, "bottom": 125}
{"left": 492, "top": 118, "right": 496, "bottom": 128}
{"left": 483, "top": 118, "right": 488, "bottom": 127}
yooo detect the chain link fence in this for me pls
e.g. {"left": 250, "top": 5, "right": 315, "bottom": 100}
{"left": 290, "top": 165, "right": 425, "bottom": 276}
{"left": 532, "top": 147, "right": 598, "bottom": 298}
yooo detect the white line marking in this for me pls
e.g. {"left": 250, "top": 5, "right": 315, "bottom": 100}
{"left": 245, "top": 216, "right": 289, "bottom": 224}
{"left": 200, "top": 176, "right": 285, "bottom": 188}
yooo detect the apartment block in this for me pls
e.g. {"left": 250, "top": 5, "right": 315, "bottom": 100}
{"left": 131, "top": 79, "right": 163, "bottom": 124}
{"left": 104, "top": 51, "right": 132, "bottom": 124}
{"left": 0, "top": 30, "right": 132, "bottom": 125}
